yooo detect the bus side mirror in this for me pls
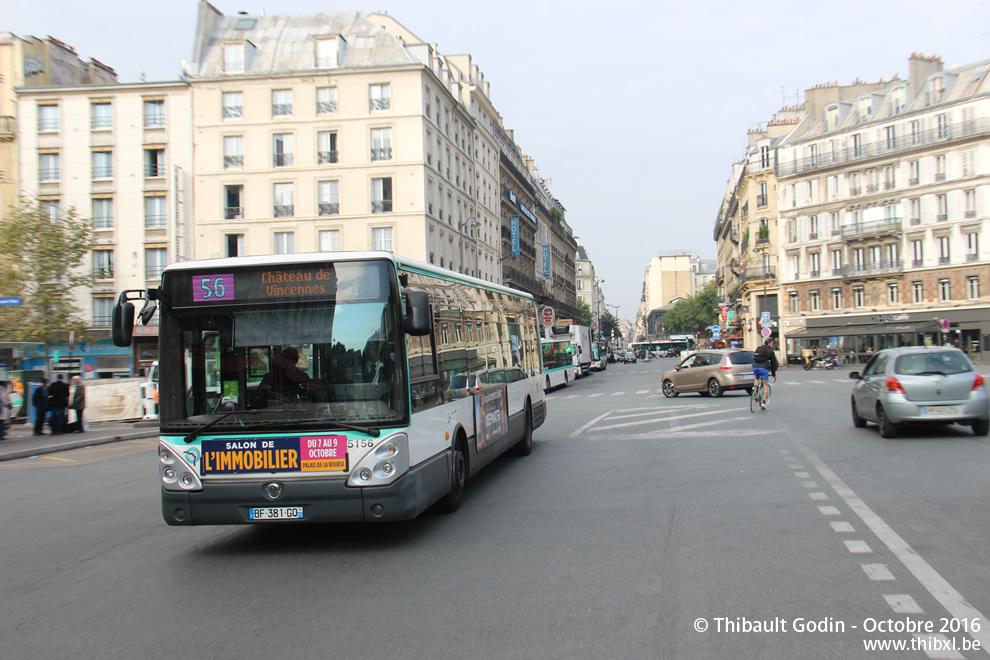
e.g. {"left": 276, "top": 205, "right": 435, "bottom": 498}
{"left": 403, "top": 290, "right": 431, "bottom": 336}
{"left": 112, "top": 293, "right": 136, "bottom": 347}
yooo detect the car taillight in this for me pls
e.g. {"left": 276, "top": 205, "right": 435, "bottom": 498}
{"left": 720, "top": 364, "right": 732, "bottom": 370}
{"left": 885, "top": 377, "right": 905, "bottom": 394}
{"left": 973, "top": 374, "right": 985, "bottom": 391}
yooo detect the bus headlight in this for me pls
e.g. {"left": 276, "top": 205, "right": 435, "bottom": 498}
{"left": 160, "top": 441, "right": 203, "bottom": 492}
{"left": 346, "top": 433, "right": 409, "bottom": 487}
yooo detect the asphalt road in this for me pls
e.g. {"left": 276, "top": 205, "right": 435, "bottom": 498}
{"left": 1, "top": 360, "right": 988, "bottom": 659}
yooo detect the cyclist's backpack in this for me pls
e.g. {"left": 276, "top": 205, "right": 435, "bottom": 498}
{"left": 755, "top": 345, "right": 772, "bottom": 363}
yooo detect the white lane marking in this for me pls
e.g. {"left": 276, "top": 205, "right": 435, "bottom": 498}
{"left": 609, "top": 417, "right": 759, "bottom": 438}
{"left": 809, "top": 492, "right": 829, "bottom": 501}
{"left": 830, "top": 521, "right": 855, "bottom": 533}
{"left": 610, "top": 391, "right": 625, "bottom": 396}
{"left": 832, "top": 379, "right": 849, "bottom": 383}
{"left": 569, "top": 410, "right": 615, "bottom": 438}
{"left": 594, "top": 408, "right": 742, "bottom": 432}
{"left": 783, "top": 381, "right": 800, "bottom": 385}
{"left": 800, "top": 481, "right": 818, "bottom": 488}
{"left": 608, "top": 408, "right": 705, "bottom": 421}
{"left": 809, "top": 379, "right": 829, "bottom": 384}
{"left": 636, "top": 390, "right": 649, "bottom": 394}
{"left": 884, "top": 594, "right": 924, "bottom": 614}
{"left": 801, "top": 446, "right": 990, "bottom": 653}
{"left": 587, "top": 393, "right": 602, "bottom": 398}
{"left": 778, "top": 449, "right": 792, "bottom": 454}
{"left": 844, "top": 540, "right": 873, "bottom": 554}
{"left": 818, "top": 506, "right": 841, "bottom": 516}
{"left": 564, "top": 395, "right": 579, "bottom": 399}
{"left": 794, "top": 471, "right": 811, "bottom": 478}
{"left": 862, "top": 564, "right": 896, "bottom": 581}
{"left": 912, "top": 633, "right": 965, "bottom": 659}
{"left": 788, "top": 464, "right": 803, "bottom": 470}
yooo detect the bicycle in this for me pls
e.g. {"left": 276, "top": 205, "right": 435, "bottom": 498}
{"left": 750, "top": 375, "right": 773, "bottom": 413}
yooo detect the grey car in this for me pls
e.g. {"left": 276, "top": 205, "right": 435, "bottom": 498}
{"left": 661, "top": 349, "right": 756, "bottom": 398}
{"left": 849, "top": 347, "right": 989, "bottom": 438}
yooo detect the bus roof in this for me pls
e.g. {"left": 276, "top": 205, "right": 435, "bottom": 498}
{"left": 161, "top": 251, "right": 535, "bottom": 301}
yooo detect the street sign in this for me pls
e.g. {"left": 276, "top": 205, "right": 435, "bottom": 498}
{"left": 761, "top": 327, "right": 772, "bottom": 338}
{"left": 940, "top": 319, "right": 950, "bottom": 330}
{"left": 761, "top": 311, "right": 771, "bottom": 321}
{"left": 711, "top": 325, "right": 720, "bottom": 333}
{"left": 541, "top": 306, "right": 556, "bottom": 327}
{"left": 0, "top": 297, "right": 22, "bottom": 306}
{"left": 720, "top": 308, "right": 728, "bottom": 321}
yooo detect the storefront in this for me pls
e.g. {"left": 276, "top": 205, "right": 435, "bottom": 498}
{"left": 783, "top": 308, "right": 990, "bottom": 364}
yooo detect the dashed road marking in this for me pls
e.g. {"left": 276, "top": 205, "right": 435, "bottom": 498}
{"left": 794, "top": 471, "right": 811, "bottom": 478}
{"left": 830, "top": 521, "right": 855, "bottom": 533}
{"left": 610, "top": 391, "right": 625, "bottom": 396}
{"left": 862, "top": 563, "right": 896, "bottom": 581}
{"left": 587, "top": 393, "right": 602, "bottom": 398}
{"left": 800, "top": 481, "right": 818, "bottom": 488}
{"left": 818, "top": 506, "right": 841, "bottom": 515}
{"left": 883, "top": 594, "right": 924, "bottom": 614}
{"left": 844, "top": 540, "right": 873, "bottom": 554}
{"left": 636, "top": 390, "right": 649, "bottom": 394}
{"left": 809, "top": 379, "right": 828, "bottom": 384}
{"left": 809, "top": 492, "right": 829, "bottom": 501}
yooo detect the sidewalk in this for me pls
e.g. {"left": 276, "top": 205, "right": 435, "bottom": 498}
{"left": 0, "top": 419, "right": 159, "bottom": 462}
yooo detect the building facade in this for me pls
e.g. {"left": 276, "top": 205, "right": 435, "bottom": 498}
{"left": 775, "top": 54, "right": 990, "bottom": 363}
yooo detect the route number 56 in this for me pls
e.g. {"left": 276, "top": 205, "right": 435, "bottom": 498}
{"left": 193, "top": 273, "right": 235, "bottom": 302}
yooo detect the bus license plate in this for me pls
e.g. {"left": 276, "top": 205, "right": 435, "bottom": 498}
{"left": 249, "top": 507, "right": 304, "bottom": 521}
{"left": 923, "top": 405, "right": 960, "bottom": 415}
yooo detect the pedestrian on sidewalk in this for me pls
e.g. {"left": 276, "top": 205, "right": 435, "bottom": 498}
{"left": 32, "top": 378, "right": 49, "bottom": 436}
{"left": 70, "top": 376, "right": 86, "bottom": 433}
{"left": 49, "top": 374, "right": 69, "bottom": 435}
{"left": 0, "top": 380, "right": 8, "bottom": 441}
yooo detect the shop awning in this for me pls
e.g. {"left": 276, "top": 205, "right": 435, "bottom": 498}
{"left": 783, "top": 325, "right": 846, "bottom": 338}
{"left": 785, "top": 320, "right": 940, "bottom": 338}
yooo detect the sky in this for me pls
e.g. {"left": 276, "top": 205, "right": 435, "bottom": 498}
{"left": 5, "top": 0, "right": 990, "bottom": 320}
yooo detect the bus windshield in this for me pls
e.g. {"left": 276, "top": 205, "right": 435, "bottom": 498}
{"left": 158, "top": 259, "right": 406, "bottom": 433}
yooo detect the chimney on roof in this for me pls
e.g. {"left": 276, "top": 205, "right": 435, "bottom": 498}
{"left": 909, "top": 52, "right": 943, "bottom": 100}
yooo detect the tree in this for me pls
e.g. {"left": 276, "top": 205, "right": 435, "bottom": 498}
{"left": 0, "top": 198, "right": 93, "bottom": 363}
{"left": 663, "top": 282, "right": 718, "bottom": 335}
{"left": 600, "top": 311, "right": 621, "bottom": 340}
{"left": 575, "top": 298, "right": 593, "bottom": 326}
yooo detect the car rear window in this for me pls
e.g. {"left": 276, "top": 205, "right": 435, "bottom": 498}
{"left": 894, "top": 352, "right": 973, "bottom": 376}
{"left": 726, "top": 351, "right": 755, "bottom": 365}
{"left": 449, "top": 375, "right": 469, "bottom": 389}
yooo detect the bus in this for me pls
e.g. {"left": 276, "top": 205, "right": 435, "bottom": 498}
{"left": 111, "top": 251, "right": 547, "bottom": 525}
{"left": 540, "top": 337, "right": 572, "bottom": 391}
{"left": 630, "top": 336, "right": 695, "bottom": 359}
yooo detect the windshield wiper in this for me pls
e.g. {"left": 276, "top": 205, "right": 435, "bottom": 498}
{"left": 182, "top": 408, "right": 303, "bottom": 443}
{"left": 915, "top": 371, "right": 947, "bottom": 377}
{"left": 295, "top": 418, "right": 382, "bottom": 437}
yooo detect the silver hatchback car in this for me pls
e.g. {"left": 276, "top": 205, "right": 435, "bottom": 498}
{"left": 849, "top": 347, "right": 989, "bottom": 437}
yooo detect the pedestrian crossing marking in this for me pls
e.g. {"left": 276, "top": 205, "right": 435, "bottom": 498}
{"left": 610, "top": 391, "right": 625, "bottom": 396}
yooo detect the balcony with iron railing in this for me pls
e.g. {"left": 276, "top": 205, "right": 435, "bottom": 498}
{"left": 840, "top": 260, "right": 903, "bottom": 277}
{"left": 318, "top": 150, "right": 338, "bottom": 164}
{"left": 92, "top": 166, "right": 113, "bottom": 179}
{"left": 272, "top": 104, "right": 293, "bottom": 117}
{"left": 224, "top": 155, "right": 243, "bottom": 169}
{"left": 739, "top": 267, "right": 777, "bottom": 284}
{"left": 967, "top": 253, "right": 979, "bottom": 262}
{"left": 370, "top": 98, "right": 390, "bottom": 111}
{"left": 0, "top": 115, "right": 14, "bottom": 140}
{"left": 93, "top": 267, "right": 114, "bottom": 279}
{"left": 319, "top": 202, "right": 339, "bottom": 216}
{"left": 371, "top": 147, "right": 392, "bottom": 162}
{"left": 223, "top": 105, "right": 243, "bottom": 119}
{"left": 39, "top": 167, "right": 60, "bottom": 182}
{"left": 225, "top": 206, "right": 243, "bottom": 220}
{"left": 273, "top": 205, "right": 294, "bottom": 217}
{"left": 936, "top": 213, "right": 948, "bottom": 222}
{"left": 91, "top": 116, "right": 113, "bottom": 130}
{"left": 317, "top": 101, "right": 337, "bottom": 114}
{"left": 145, "top": 163, "right": 165, "bottom": 178}
{"left": 779, "top": 118, "right": 990, "bottom": 176}
{"left": 840, "top": 217, "right": 902, "bottom": 239}
{"left": 273, "top": 153, "right": 294, "bottom": 167}
{"left": 372, "top": 200, "right": 393, "bottom": 213}
{"left": 145, "top": 215, "right": 166, "bottom": 228}
{"left": 939, "top": 256, "right": 951, "bottom": 265}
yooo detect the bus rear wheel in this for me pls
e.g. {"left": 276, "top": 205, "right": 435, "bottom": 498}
{"left": 514, "top": 402, "right": 533, "bottom": 456}
{"left": 439, "top": 434, "right": 468, "bottom": 512}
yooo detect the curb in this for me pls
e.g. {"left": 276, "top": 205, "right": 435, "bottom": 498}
{"left": 0, "top": 429, "right": 160, "bottom": 462}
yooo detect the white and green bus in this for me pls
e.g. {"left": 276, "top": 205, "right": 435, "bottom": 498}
{"left": 540, "top": 337, "right": 572, "bottom": 392}
{"left": 112, "top": 252, "right": 546, "bottom": 524}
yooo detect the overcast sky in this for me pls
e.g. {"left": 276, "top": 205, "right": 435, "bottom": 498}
{"left": 6, "top": 0, "right": 989, "bottom": 319}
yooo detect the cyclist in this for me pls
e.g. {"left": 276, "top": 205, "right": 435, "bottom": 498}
{"left": 753, "top": 338, "right": 778, "bottom": 410}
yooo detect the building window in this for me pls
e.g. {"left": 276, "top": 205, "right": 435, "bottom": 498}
{"left": 935, "top": 154, "right": 946, "bottom": 181}
{"left": 885, "top": 126, "right": 896, "bottom": 150}
{"left": 93, "top": 297, "right": 113, "bottom": 327}
{"left": 39, "top": 153, "right": 59, "bottom": 181}
{"left": 830, "top": 249, "right": 842, "bottom": 274}
{"left": 757, "top": 181, "right": 768, "bottom": 207}
{"left": 92, "top": 151, "right": 113, "bottom": 179}
{"left": 809, "top": 252, "right": 820, "bottom": 277}
{"left": 318, "top": 180, "right": 339, "bottom": 215}
{"left": 852, "top": 134, "right": 862, "bottom": 157}
{"left": 831, "top": 288, "right": 842, "bottom": 309}
{"left": 144, "top": 100, "right": 165, "bottom": 127}
{"left": 371, "top": 177, "right": 392, "bottom": 213}
{"left": 372, "top": 227, "right": 393, "bottom": 251}
{"left": 908, "top": 160, "right": 920, "bottom": 185}
{"left": 273, "top": 133, "right": 293, "bottom": 167}
{"left": 92, "top": 198, "right": 113, "bottom": 229}
{"left": 910, "top": 240, "right": 923, "bottom": 268}
{"left": 38, "top": 104, "right": 59, "bottom": 131}
{"left": 964, "top": 190, "right": 976, "bottom": 219}
{"left": 968, "top": 276, "right": 980, "bottom": 300}
{"left": 884, "top": 165, "right": 896, "bottom": 189}
{"left": 146, "top": 248, "right": 167, "bottom": 279}
{"left": 319, "top": 229, "right": 340, "bottom": 251}
{"left": 788, "top": 292, "right": 799, "bottom": 313}
{"left": 370, "top": 83, "right": 390, "bottom": 111}
{"left": 830, "top": 212, "right": 841, "bottom": 235}
{"left": 316, "top": 87, "right": 337, "bottom": 114}
{"left": 884, "top": 242, "right": 899, "bottom": 265}
{"left": 936, "top": 194, "right": 948, "bottom": 222}
{"left": 887, "top": 283, "right": 899, "bottom": 305}
{"left": 145, "top": 149, "right": 165, "bottom": 177}
{"left": 41, "top": 200, "right": 60, "bottom": 222}
{"left": 939, "top": 278, "right": 951, "bottom": 302}
{"left": 91, "top": 102, "right": 112, "bottom": 129}
{"left": 912, "top": 281, "right": 924, "bottom": 304}
{"left": 225, "top": 185, "right": 244, "bottom": 220}
{"left": 317, "top": 131, "right": 338, "bottom": 164}
{"left": 224, "top": 43, "right": 245, "bottom": 73}
{"left": 936, "top": 113, "right": 949, "bottom": 139}
{"left": 910, "top": 120, "right": 922, "bottom": 145}
{"left": 273, "top": 183, "right": 294, "bottom": 217}
{"left": 809, "top": 290, "right": 821, "bottom": 312}
{"left": 315, "top": 37, "right": 338, "bottom": 68}
{"left": 938, "top": 236, "right": 951, "bottom": 264}
{"left": 853, "top": 286, "right": 865, "bottom": 308}
{"left": 909, "top": 198, "right": 921, "bottom": 225}
{"left": 962, "top": 149, "right": 975, "bottom": 177}
{"left": 274, "top": 232, "right": 294, "bottom": 254}
{"left": 966, "top": 232, "right": 979, "bottom": 261}
{"left": 226, "top": 234, "right": 244, "bottom": 258}
{"left": 272, "top": 90, "right": 293, "bottom": 117}
{"left": 93, "top": 250, "right": 114, "bottom": 279}
{"left": 808, "top": 215, "right": 819, "bottom": 239}
{"left": 223, "top": 136, "right": 243, "bottom": 169}
{"left": 371, "top": 127, "right": 392, "bottom": 161}
{"left": 145, "top": 195, "right": 166, "bottom": 228}
{"left": 760, "top": 145, "right": 771, "bottom": 169}
{"left": 222, "top": 92, "right": 243, "bottom": 119}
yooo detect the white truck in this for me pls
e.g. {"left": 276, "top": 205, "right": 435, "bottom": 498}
{"left": 142, "top": 361, "right": 159, "bottom": 419}
{"left": 567, "top": 325, "right": 593, "bottom": 378}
